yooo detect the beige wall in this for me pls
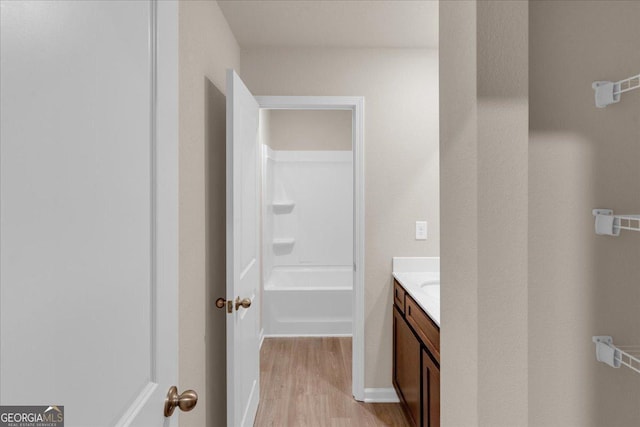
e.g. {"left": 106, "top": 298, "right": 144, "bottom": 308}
{"left": 476, "top": 2, "right": 529, "bottom": 425}
{"left": 241, "top": 47, "right": 440, "bottom": 389}
{"left": 442, "top": 1, "right": 640, "bottom": 426}
{"left": 440, "top": 1, "right": 529, "bottom": 426}
{"left": 529, "top": 1, "right": 640, "bottom": 426}
{"left": 439, "top": 2, "right": 478, "bottom": 425}
{"left": 267, "top": 109, "right": 352, "bottom": 151}
{"left": 179, "top": 3, "right": 640, "bottom": 425}
{"left": 179, "top": 2, "right": 239, "bottom": 426}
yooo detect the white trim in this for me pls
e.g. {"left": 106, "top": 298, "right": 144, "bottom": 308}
{"left": 264, "top": 286, "right": 352, "bottom": 292}
{"left": 256, "top": 96, "right": 366, "bottom": 402}
{"left": 148, "top": 0, "right": 158, "bottom": 381}
{"left": 352, "top": 97, "right": 365, "bottom": 402}
{"left": 139, "top": 1, "right": 180, "bottom": 423}
{"left": 114, "top": 382, "right": 158, "bottom": 427}
{"left": 118, "top": 2, "right": 162, "bottom": 422}
{"left": 259, "top": 328, "right": 265, "bottom": 349}
{"left": 363, "top": 388, "right": 400, "bottom": 403}
{"left": 255, "top": 95, "right": 363, "bottom": 110}
{"left": 240, "top": 379, "right": 259, "bottom": 427}
{"left": 265, "top": 149, "right": 352, "bottom": 163}
{"left": 151, "top": 0, "right": 179, "bottom": 423}
{"left": 263, "top": 333, "right": 353, "bottom": 338}
{"left": 225, "top": 70, "right": 236, "bottom": 426}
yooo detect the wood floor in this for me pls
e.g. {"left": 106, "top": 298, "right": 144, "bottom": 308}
{"left": 254, "top": 337, "right": 411, "bottom": 426}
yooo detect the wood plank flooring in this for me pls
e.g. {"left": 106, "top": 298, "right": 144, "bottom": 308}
{"left": 255, "top": 337, "right": 411, "bottom": 426}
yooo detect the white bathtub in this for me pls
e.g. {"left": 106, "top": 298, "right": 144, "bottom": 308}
{"left": 263, "top": 266, "right": 353, "bottom": 336}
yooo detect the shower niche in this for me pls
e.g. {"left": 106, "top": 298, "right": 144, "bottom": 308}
{"left": 260, "top": 109, "right": 354, "bottom": 336}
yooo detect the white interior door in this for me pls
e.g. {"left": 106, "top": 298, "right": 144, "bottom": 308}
{"left": 0, "top": 1, "right": 180, "bottom": 426}
{"left": 226, "top": 69, "right": 261, "bottom": 427}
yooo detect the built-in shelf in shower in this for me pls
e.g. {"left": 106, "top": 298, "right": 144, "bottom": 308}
{"left": 272, "top": 238, "right": 295, "bottom": 247}
{"left": 272, "top": 201, "right": 295, "bottom": 214}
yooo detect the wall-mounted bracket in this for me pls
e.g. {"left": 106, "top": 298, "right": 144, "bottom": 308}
{"left": 592, "top": 73, "right": 640, "bottom": 108}
{"left": 592, "top": 81, "right": 619, "bottom": 108}
{"left": 592, "top": 336, "right": 640, "bottom": 374}
{"left": 592, "top": 208, "right": 620, "bottom": 236}
{"left": 592, "top": 208, "right": 640, "bottom": 236}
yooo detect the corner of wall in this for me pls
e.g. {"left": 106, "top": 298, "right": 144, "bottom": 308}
{"left": 440, "top": 1, "right": 529, "bottom": 426}
{"left": 178, "top": 1, "right": 240, "bottom": 426}
{"left": 439, "top": 1, "right": 479, "bottom": 424}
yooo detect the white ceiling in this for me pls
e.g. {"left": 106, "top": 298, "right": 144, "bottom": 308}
{"left": 217, "top": 0, "right": 439, "bottom": 49}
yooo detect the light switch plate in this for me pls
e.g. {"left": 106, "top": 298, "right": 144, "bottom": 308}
{"left": 415, "top": 221, "right": 427, "bottom": 240}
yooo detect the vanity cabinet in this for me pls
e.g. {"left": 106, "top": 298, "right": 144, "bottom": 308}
{"left": 422, "top": 348, "right": 440, "bottom": 427}
{"left": 392, "top": 279, "right": 440, "bottom": 427}
{"left": 393, "top": 306, "right": 421, "bottom": 424}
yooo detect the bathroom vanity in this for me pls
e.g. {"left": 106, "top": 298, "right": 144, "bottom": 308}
{"left": 392, "top": 258, "right": 440, "bottom": 427}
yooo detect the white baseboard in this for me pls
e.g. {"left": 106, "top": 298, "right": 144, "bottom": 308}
{"left": 363, "top": 387, "right": 400, "bottom": 403}
{"left": 259, "top": 328, "right": 265, "bottom": 349}
{"left": 263, "top": 333, "right": 352, "bottom": 338}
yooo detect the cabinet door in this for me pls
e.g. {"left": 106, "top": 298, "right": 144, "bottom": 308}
{"left": 393, "top": 307, "right": 421, "bottom": 426}
{"left": 422, "top": 349, "right": 441, "bottom": 427}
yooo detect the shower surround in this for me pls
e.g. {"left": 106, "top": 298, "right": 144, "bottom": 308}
{"left": 262, "top": 147, "right": 353, "bottom": 336}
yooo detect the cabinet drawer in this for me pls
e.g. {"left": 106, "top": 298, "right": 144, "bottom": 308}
{"left": 406, "top": 295, "right": 440, "bottom": 362}
{"left": 394, "top": 280, "right": 406, "bottom": 313}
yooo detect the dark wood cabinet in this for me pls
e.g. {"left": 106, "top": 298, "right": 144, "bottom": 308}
{"left": 392, "top": 279, "right": 440, "bottom": 427}
{"left": 393, "top": 306, "right": 421, "bottom": 425}
{"left": 394, "top": 281, "right": 406, "bottom": 314}
{"left": 422, "top": 348, "right": 440, "bottom": 427}
{"left": 406, "top": 295, "right": 440, "bottom": 362}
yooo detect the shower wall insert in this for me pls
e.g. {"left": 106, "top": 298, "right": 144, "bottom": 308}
{"left": 262, "top": 146, "right": 353, "bottom": 336}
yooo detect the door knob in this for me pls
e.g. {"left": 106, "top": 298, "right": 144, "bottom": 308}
{"left": 235, "top": 297, "right": 251, "bottom": 310}
{"left": 164, "top": 386, "right": 198, "bottom": 417}
{"left": 216, "top": 297, "right": 232, "bottom": 313}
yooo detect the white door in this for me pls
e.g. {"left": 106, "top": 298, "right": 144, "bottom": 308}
{"left": 0, "top": 1, "right": 181, "bottom": 426}
{"left": 226, "top": 70, "right": 261, "bottom": 427}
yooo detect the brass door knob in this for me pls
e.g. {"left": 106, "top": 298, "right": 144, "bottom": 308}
{"left": 216, "top": 297, "right": 233, "bottom": 313}
{"left": 164, "top": 386, "right": 198, "bottom": 417}
{"left": 235, "top": 297, "right": 251, "bottom": 310}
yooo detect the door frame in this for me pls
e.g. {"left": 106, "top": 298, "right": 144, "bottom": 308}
{"left": 255, "top": 96, "right": 365, "bottom": 401}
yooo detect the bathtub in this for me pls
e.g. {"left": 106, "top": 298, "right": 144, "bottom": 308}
{"left": 263, "top": 266, "right": 353, "bottom": 336}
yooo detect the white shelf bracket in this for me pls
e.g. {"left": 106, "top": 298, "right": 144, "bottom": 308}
{"left": 593, "top": 73, "right": 640, "bottom": 108}
{"left": 592, "top": 208, "right": 640, "bottom": 236}
{"left": 592, "top": 208, "right": 620, "bottom": 236}
{"left": 593, "top": 336, "right": 640, "bottom": 375}
{"left": 593, "top": 336, "right": 620, "bottom": 368}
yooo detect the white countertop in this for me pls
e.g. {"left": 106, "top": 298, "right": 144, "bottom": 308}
{"left": 392, "top": 257, "right": 440, "bottom": 327}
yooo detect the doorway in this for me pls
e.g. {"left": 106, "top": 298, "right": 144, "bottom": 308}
{"left": 256, "top": 96, "right": 365, "bottom": 400}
